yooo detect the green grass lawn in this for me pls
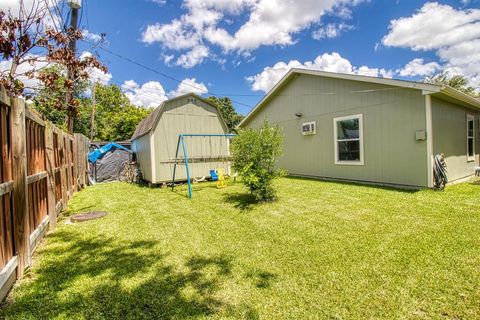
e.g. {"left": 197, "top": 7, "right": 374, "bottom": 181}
{"left": 2, "top": 178, "right": 480, "bottom": 319}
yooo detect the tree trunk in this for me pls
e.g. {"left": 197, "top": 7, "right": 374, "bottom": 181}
{"left": 66, "top": 108, "right": 76, "bottom": 134}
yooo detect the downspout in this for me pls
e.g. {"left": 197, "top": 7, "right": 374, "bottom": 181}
{"left": 425, "top": 94, "right": 434, "bottom": 188}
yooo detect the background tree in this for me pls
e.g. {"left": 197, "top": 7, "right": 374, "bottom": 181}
{"left": 33, "top": 82, "right": 150, "bottom": 141}
{"left": 89, "top": 84, "right": 150, "bottom": 141}
{"left": 206, "top": 96, "right": 244, "bottom": 132}
{"left": 424, "top": 72, "right": 479, "bottom": 97}
{"left": 33, "top": 65, "right": 88, "bottom": 130}
{"left": 231, "top": 119, "right": 285, "bottom": 202}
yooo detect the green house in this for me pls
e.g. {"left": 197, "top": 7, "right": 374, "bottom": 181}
{"left": 239, "top": 69, "right": 480, "bottom": 188}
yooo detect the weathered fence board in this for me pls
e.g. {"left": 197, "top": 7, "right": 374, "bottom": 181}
{"left": 0, "top": 90, "right": 89, "bottom": 302}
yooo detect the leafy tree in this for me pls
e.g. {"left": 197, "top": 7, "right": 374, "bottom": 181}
{"left": 231, "top": 119, "right": 285, "bottom": 202}
{"left": 33, "top": 65, "right": 89, "bottom": 131}
{"left": 424, "top": 72, "right": 478, "bottom": 97}
{"left": 206, "top": 96, "right": 244, "bottom": 132}
{"left": 33, "top": 82, "right": 150, "bottom": 141}
{"left": 81, "top": 84, "right": 151, "bottom": 141}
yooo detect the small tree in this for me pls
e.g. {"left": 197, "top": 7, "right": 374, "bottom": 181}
{"left": 231, "top": 119, "right": 285, "bottom": 202}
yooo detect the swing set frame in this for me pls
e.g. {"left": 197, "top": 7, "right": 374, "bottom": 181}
{"left": 171, "top": 133, "right": 236, "bottom": 199}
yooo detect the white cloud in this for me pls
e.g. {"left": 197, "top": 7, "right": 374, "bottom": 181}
{"left": 1, "top": 0, "right": 61, "bottom": 30}
{"left": 0, "top": 55, "right": 49, "bottom": 91}
{"left": 142, "top": 20, "right": 201, "bottom": 50}
{"left": 121, "top": 78, "right": 208, "bottom": 108}
{"left": 398, "top": 58, "right": 441, "bottom": 77}
{"left": 0, "top": 0, "right": 36, "bottom": 15}
{"left": 175, "top": 45, "right": 210, "bottom": 68}
{"left": 383, "top": 2, "right": 480, "bottom": 87}
{"left": 82, "top": 30, "right": 103, "bottom": 42}
{"left": 122, "top": 81, "right": 168, "bottom": 108}
{"left": 168, "top": 78, "right": 208, "bottom": 97}
{"left": 149, "top": 0, "right": 166, "bottom": 5}
{"left": 141, "top": 0, "right": 365, "bottom": 67}
{"left": 312, "top": 23, "right": 354, "bottom": 40}
{"left": 247, "top": 52, "right": 393, "bottom": 92}
{"left": 121, "top": 80, "right": 139, "bottom": 91}
{"left": 87, "top": 68, "right": 112, "bottom": 85}
{"left": 0, "top": 51, "right": 111, "bottom": 94}
{"left": 80, "top": 51, "right": 112, "bottom": 85}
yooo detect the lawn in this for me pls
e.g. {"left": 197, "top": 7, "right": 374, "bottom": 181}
{"left": 1, "top": 178, "right": 480, "bottom": 319}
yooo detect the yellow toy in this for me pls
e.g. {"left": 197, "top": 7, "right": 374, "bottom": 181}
{"left": 216, "top": 168, "right": 227, "bottom": 188}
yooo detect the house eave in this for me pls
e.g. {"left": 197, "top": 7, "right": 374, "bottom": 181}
{"left": 238, "top": 68, "right": 443, "bottom": 128}
{"left": 437, "top": 87, "right": 480, "bottom": 110}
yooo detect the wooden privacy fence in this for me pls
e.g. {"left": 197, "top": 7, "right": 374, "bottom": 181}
{"left": 0, "top": 89, "right": 89, "bottom": 301}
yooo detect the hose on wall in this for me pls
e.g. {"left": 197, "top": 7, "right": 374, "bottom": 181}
{"left": 433, "top": 154, "right": 448, "bottom": 190}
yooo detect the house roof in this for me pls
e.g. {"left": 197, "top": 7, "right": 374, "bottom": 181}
{"left": 131, "top": 92, "right": 224, "bottom": 141}
{"left": 239, "top": 68, "right": 480, "bottom": 127}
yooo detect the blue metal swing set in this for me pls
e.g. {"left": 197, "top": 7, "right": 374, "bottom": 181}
{"left": 171, "top": 134, "right": 236, "bottom": 199}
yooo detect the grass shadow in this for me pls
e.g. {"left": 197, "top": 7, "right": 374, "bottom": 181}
{"left": 470, "top": 179, "right": 480, "bottom": 186}
{"left": 245, "top": 270, "right": 277, "bottom": 289}
{"left": 223, "top": 192, "right": 258, "bottom": 211}
{"left": 286, "top": 175, "right": 421, "bottom": 194}
{"left": 0, "top": 230, "right": 249, "bottom": 319}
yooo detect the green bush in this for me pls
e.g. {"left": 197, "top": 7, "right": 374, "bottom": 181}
{"left": 231, "top": 119, "right": 285, "bottom": 201}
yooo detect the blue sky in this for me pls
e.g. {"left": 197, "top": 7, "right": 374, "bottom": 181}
{"left": 3, "top": 0, "right": 479, "bottom": 114}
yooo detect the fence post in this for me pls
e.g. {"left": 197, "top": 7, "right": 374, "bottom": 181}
{"left": 11, "top": 96, "right": 30, "bottom": 277}
{"left": 44, "top": 121, "right": 56, "bottom": 230}
{"left": 72, "top": 137, "right": 77, "bottom": 192}
{"left": 76, "top": 134, "right": 89, "bottom": 189}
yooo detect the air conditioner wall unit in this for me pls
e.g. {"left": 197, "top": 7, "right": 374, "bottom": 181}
{"left": 302, "top": 121, "right": 316, "bottom": 135}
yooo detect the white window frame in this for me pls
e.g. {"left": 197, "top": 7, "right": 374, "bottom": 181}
{"left": 467, "top": 114, "right": 475, "bottom": 162}
{"left": 334, "top": 114, "right": 364, "bottom": 166}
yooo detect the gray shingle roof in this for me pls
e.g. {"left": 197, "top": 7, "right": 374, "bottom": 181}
{"left": 131, "top": 104, "right": 163, "bottom": 140}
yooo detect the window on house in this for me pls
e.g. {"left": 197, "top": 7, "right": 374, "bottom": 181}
{"left": 334, "top": 114, "right": 364, "bottom": 165}
{"left": 467, "top": 114, "right": 475, "bottom": 162}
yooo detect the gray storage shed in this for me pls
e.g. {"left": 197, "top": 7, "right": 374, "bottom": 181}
{"left": 239, "top": 68, "right": 480, "bottom": 188}
{"left": 131, "top": 93, "right": 230, "bottom": 184}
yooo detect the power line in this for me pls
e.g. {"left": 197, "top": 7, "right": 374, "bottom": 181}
{"left": 80, "top": 39, "right": 253, "bottom": 108}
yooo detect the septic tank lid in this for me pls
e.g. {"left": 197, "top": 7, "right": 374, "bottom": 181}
{"left": 70, "top": 211, "right": 108, "bottom": 223}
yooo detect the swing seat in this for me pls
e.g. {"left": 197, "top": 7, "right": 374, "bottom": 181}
{"left": 210, "top": 169, "right": 218, "bottom": 181}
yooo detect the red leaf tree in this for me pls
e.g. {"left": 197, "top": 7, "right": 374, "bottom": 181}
{"left": 0, "top": 0, "right": 107, "bottom": 133}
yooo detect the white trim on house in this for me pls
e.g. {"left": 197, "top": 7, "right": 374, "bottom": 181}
{"left": 333, "top": 114, "right": 364, "bottom": 166}
{"left": 425, "top": 95, "right": 434, "bottom": 188}
{"left": 467, "top": 114, "right": 475, "bottom": 162}
{"left": 238, "top": 68, "right": 480, "bottom": 128}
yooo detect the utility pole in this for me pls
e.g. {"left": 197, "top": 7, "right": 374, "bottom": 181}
{"left": 66, "top": 0, "right": 81, "bottom": 133}
{"left": 90, "top": 83, "right": 96, "bottom": 141}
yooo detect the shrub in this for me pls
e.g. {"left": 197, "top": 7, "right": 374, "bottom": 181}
{"left": 231, "top": 119, "right": 285, "bottom": 201}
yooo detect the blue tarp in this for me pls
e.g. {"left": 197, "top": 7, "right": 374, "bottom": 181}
{"left": 88, "top": 142, "right": 132, "bottom": 164}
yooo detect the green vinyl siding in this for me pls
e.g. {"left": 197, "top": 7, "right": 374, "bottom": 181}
{"left": 244, "top": 74, "right": 429, "bottom": 187}
{"left": 432, "top": 97, "right": 480, "bottom": 182}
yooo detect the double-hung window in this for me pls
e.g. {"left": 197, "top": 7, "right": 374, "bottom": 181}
{"left": 334, "top": 114, "right": 364, "bottom": 165}
{"left": 467, "top": 114, "right": 475, "bottom": 162}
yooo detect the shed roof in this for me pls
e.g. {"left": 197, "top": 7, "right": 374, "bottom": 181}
{"left": 131, "top": 92, "right": 223, "bottom": 141}
{"left": 239, "top": 68, "right": 480, "bottom": 127}
{"left": 131, "top": 106, "right": 162, "bottom": 140}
